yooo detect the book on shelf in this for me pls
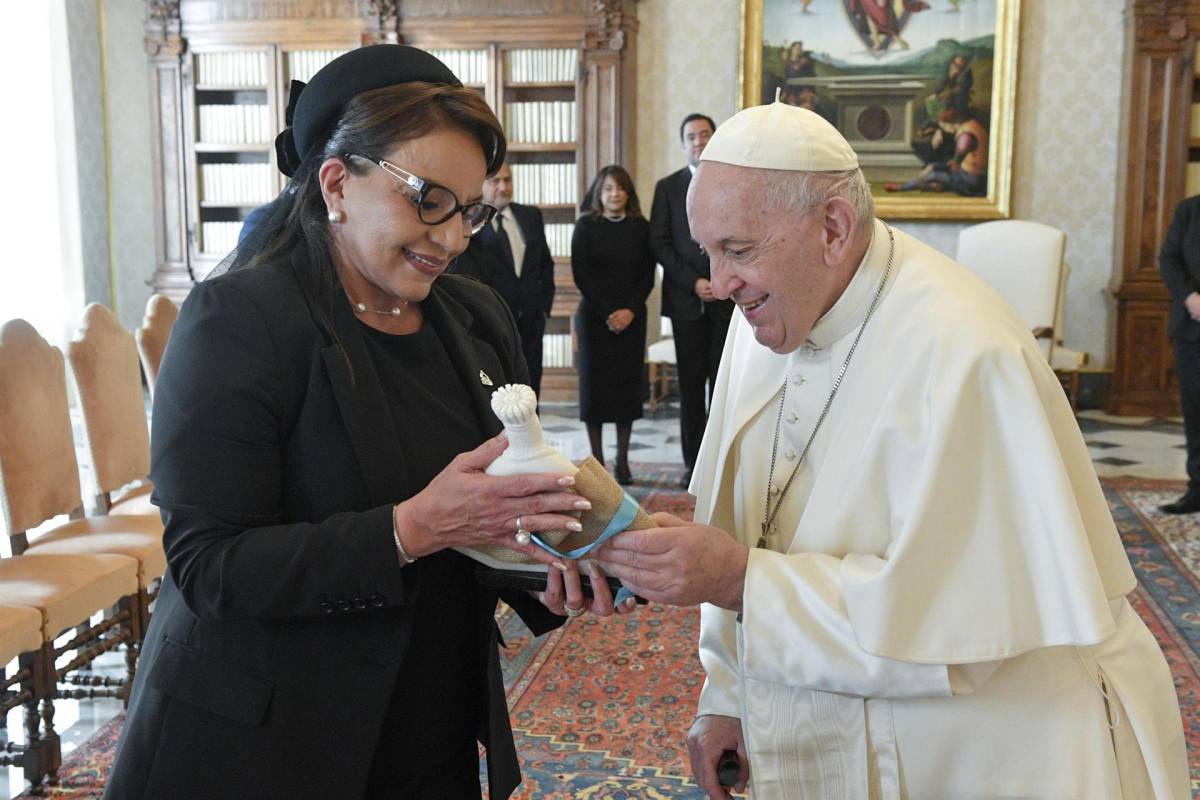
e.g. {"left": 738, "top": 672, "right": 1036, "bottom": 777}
{"left": 1188, "top": 163, "right": 1200, "bottom": 197}
{"left": 200, "top": 221, "right": 243, "bottom": 256}
{"left": 543, "top": 224, "right": 575, "bottom": 259}
{"left": 507, "top": 48, "right": 578, "bottom": 84}
{"left": 287, "top": 50, "right": 350, "bottom": 84}
{"left": 198, "top": 105, "right": 271, "bottom": 145}
{"left": 510, "top": 163, "right": 575, "bottom": 206}
{"left": 428, "top": 49, "right": 489, "bottom": 85}
{"left": 200, "top": 163, "right": 273, "bottom": 206}
{"left": 195, "top": 52, "right": 269, "bottom": 87}
{"left": 541, "top": 332, "right": 574, "bottom": 368}
{"left": 504, "top": 101, "right": 576, "bottom": 144}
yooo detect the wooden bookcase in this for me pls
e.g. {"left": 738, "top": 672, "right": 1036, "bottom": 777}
{"left": 1108, "top": 2, "right": 1200, "bottom": 416}
{"left": 143, "top": 0, "right": 638, "bottom": 403}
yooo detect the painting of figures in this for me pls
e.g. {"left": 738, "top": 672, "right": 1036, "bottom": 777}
{"left": 742, "top": 0, "right": 1018, "bottom": 219}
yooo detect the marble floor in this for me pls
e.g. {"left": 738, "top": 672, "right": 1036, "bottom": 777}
{"left": 0, "top": 401, "right": 1192, "bottom": 798}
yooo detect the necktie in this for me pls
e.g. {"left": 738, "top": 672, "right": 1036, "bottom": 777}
{"left": 495, "top": 214, "right": 516, "bottom": 275}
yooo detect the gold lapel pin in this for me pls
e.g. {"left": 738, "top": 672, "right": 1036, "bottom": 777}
{"left": 479, "top": 370, "right": 494, "bottom": 386}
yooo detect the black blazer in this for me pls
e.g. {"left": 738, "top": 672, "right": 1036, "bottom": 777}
{"left": 1161, "top": 194, "right": 1200, "bottom": 343}
{"left": 650, "top": 166, "right": 733, "bottom": 321}
{"left": 451, "top": 202, "right": 556, "bottom": 324}
{"left": 104, "top": 249, "right": 564, "bottom": 800}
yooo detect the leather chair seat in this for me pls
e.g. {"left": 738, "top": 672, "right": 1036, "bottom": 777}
{"left": 24, "top": 515, "right": 165, "bottom": 587}
{"left": 0, "top": 553, "right": 139, "bottom": 640}
{"left": 0, "top": 604, "right": 44, "bottom": 662}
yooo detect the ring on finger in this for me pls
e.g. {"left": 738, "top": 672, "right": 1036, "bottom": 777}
{"left": 515, "top": 516, "right": 532, "bottom": 546}
{"left": 564, "top": 605, "right": 585, "bottom": 618}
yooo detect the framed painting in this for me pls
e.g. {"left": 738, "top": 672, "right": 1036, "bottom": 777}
{"left": 740, "top": 0, "right": 1019, "bottom": 220}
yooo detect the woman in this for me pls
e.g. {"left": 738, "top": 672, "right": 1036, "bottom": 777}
{"left": 105, "top": 46, "right": 630, "bottom": 800}
{"left": 571, "top": 166, "right": 656, "bottom": 485}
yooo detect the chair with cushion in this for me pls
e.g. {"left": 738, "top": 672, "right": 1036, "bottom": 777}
{"left": 0, "top": 319, "right": 161, "bottom": 705}
{"left": 0, "top": 604, "right": 59, "bottom": 791}
{"left": 68, "top": 303, "right": 159, "bottom": 519}
{"left": 955, "top": 220, "right": 1065, "bottom": 363}
{"left": 135, "top": 293, "right": 178, "bottom": 399}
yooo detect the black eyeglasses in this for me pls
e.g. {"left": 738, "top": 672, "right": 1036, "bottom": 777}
{"left": 343, "top": 153, "right": 497, "bottom": 236}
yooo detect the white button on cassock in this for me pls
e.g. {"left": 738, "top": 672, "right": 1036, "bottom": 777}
{"left": 785, "top": 449, "right": 797, "bottom": 461}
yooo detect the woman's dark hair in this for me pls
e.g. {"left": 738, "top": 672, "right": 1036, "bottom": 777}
{"left": 246, "top": 81, "right": 504, "bottom": 274}
{"left": 230, "top": 81, "right": 505, "bottom": 382}
{"left": 580, "top": 165, "right": 643, "bottom": 220}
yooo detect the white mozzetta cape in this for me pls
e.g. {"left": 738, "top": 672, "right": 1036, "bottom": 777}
{"left": 693, "top": 221, "right": 1189, "bottom": 799}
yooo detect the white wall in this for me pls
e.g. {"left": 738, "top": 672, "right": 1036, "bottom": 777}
{"left": 635, "top": 0, "right": 1123, "bottom": 365}
{"left": 103, "top": 0, "right": 157, "bottom": 333}
{"left": 54, "top": 0, "right": 156, "bottom": 337}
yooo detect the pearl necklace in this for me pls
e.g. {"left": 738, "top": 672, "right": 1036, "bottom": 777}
{"left": 351, "top": 299, "right": 408, "bottom": 317}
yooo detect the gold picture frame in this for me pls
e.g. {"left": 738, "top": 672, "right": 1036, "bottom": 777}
{"left": 740, "top": 0, "right": 1019, "bottom": 220}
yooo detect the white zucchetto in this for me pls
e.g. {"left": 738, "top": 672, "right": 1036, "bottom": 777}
{"left": 700, "top": 101, "right": 859, "bottom": 172}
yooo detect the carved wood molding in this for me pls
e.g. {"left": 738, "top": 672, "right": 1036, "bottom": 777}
{"left": 363, "top": 0, "right": 399, "bottom": 44}
{"left": 586, "top": 0, "right": 636, "bottom": 53}
{"left": 1130, "top": 0, "right": 1200, "bottom": 48}
{"left": 398, "top": 0, "right": 588, "bottom": 16}
{"left": 179, "top": 0, "right": 365, "bottom": 24}
{"left": 144, "top": 0, "right": 185, "bottom": 57}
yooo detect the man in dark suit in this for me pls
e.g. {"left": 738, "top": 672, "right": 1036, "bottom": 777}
{"left": 650, "top": 113, "right": 734, "bottom": 484}
{"left": 1160, "top": 194, "right": 1200, "bottom": 513}
{"left": 451, "top": 162, "right": 556, "bottom": 397}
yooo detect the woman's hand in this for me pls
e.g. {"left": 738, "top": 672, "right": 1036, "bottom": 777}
{"left": 393, "top": 433, "right": 590, "bottom": 566}
{"left": 536, "top": 559, "right": 640, "bottom": 618}
{"left": 606, "top": 308, "right": 635, "bottom": 333}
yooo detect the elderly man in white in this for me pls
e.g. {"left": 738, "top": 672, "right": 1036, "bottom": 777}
{"left": 594, "top": 102, "right": 1189, "bottom": 799}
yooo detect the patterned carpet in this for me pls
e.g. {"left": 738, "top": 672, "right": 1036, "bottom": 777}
{"left": 17, "top": 470, "right": 1200, "bottom": 799}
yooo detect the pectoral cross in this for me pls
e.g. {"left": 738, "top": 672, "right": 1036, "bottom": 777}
{"left": 757, "top": 520, "right": 774, "bottom": 550}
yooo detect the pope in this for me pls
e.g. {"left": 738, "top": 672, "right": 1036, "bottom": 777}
{"left": 594, "top": 102, "right": 1189, "bottom": 799}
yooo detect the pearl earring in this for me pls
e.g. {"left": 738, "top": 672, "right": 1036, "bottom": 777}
{"left": 328, "top": 210, "right": 343, "bottom": 224}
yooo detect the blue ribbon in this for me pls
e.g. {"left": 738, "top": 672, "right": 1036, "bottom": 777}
{"left": 530, "top": 492, "right": 640, "bottom": 607}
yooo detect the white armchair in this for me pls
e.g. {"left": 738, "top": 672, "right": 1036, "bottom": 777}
{"left": 956, "top": 219, "right": 1065, "bottom": 362}
{"left": 956, "top": 220, "right": 1086, "bottom": 407}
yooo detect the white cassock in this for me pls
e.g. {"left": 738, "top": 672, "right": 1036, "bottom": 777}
{"left": 692, "top": 219, "right": 1190, "bottom": 799}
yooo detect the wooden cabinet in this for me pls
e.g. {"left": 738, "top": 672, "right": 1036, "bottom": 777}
{"left": 143, "top": 0, "right": 638, "bottom": 402}
{"left": 1109, "top": 2, "right": 1200, "bottom": 416}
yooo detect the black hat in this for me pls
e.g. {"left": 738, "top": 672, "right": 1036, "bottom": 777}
{"left": 275, "top": 44, "right": 461, "bottom": 177}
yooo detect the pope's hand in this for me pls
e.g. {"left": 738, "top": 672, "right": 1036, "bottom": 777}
{"left": 688, "top": 714, "right": 748, "bottom": 799}
{"left": 593, "top": 512, "right": 748, "bottom": 610}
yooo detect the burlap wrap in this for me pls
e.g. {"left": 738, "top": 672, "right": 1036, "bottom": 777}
{"left": 475, "top": 456, "right": 653, "bottom": 564}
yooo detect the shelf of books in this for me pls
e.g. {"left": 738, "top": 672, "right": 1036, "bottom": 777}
{"left": 188, "top": 49, "right": 275, "bottom": 274}
{"left": 183, "top": 41, "right": 587, "bottom": 399}
{"left": 189, "top": 47, "right": 362, "bottom": 273}
{"left": 501, "top": 47, "right": 581, "bottom": 401}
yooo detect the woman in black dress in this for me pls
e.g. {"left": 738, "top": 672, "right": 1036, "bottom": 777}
{"left": 571, "top": 165, "right": 656, "bottom": 485}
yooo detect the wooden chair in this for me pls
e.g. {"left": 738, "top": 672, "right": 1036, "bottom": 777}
{"left": 69, "top": 304, "right": 158, "bottom": 518}
{"left": 0, "top": 319, "right": 161, "bottom": 707}
{"left": 135, "top": 294, "right": 178, "bottom": 400}
{"left": 0, "top": 604, "right": 59, "bottom": 791}
{"left": 646, "top": 337, "right": 676, "bottom": 415}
